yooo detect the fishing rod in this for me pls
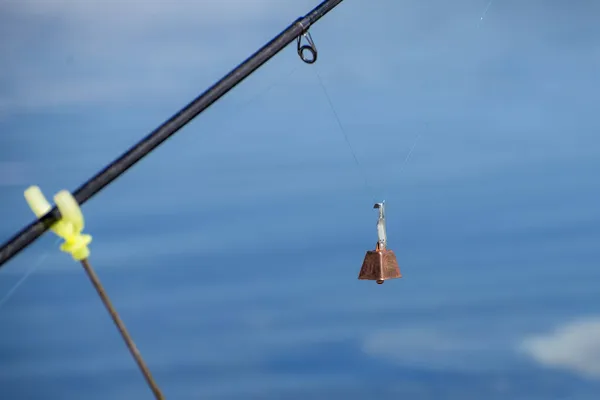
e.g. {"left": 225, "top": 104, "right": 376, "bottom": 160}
{"left": 0, "top": 0, "right": 344, "bottom": 268}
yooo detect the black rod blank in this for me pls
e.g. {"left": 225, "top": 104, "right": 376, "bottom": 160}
{"left": 0, "top": 0, "right": 344, "bottom": 268}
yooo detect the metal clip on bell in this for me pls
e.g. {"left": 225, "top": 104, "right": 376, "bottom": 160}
{"left": 358, "top": 201, "right": 402, "bottom": 284}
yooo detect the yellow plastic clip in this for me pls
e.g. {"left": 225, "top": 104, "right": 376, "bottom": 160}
{"left": 24, "top": 186, "right": 92, "bottom": 261}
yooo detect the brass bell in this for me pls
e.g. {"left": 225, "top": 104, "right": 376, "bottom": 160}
{"left": 358, "top": 201, "right": 402, "bottom": 284}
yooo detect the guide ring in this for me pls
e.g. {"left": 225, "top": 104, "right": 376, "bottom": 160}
{"left": 297, "top": 32, "right": 317, "bottom": 64}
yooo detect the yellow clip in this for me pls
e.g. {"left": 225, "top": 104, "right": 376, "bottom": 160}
{"left": 24, "top": 186, "right": 92, "bottom": 261}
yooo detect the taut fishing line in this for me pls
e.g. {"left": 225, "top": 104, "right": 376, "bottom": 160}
{"left": 312, "top": 67, "right": 422, "bottom": 205}
{"left": 0, "top": 238, "right": 61, "bottom": 312}
{"left": 232, "top": 66, "right": 299, "bottom": 118}
{"left": 206, "top": 66, "right": 300, "bottom": 139}
{"left": 478, "top": 0, "right": 495, "bottom": 27}
{"left": 313, "top": 68, "right": 377, "bottom": 204}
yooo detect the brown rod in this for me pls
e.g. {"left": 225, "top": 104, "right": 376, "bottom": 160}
{"left": 80, "top": 259, "right": 165, "bottom": 400}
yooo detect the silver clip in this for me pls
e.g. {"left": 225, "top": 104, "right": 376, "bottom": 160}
{"left": 373, "top": 201, "right": 387, "bottom": 251}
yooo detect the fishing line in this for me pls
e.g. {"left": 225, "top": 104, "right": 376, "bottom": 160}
{"left": 313, "top": 68, "right": 376, "bottom": 203}
{"left": 233, "top": 66, "right": 299, "bottom": 115}
{"left": 398, "top": 133, "right": 421, "bottom": 176}
{"left": 398, "top": 133, "right": 421, "bottom": 175}
{"left": 478, "top": 0, "right": 495, "bottom": 27}
{"left": 0, "top": 238, "right": 60, "bottom": 311}
{"left": 213, "top": 66, "right": 300, "bottom": 136}
{"left": 381, "top": 131, "right": 422, "bottom": 204}
{"left": 313, "top": 67, "right": 422, "bottom": 206}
